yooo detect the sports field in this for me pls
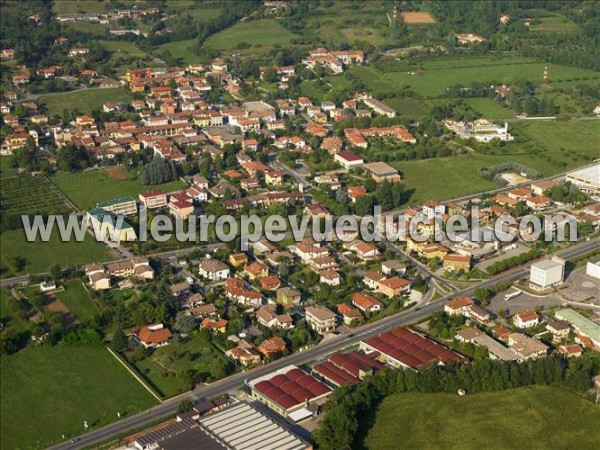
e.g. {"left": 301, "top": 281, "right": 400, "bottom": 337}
{"left": 51, "top": 169, "right": 185, "bottom": 209}
{"left": 361, "top": 387, "right": 600, "bottom": 449}
{"left": 202, "top": 19, "right": 297, "bottom": 52}
{"left": 39, "top": 88, "right": 132, "bottom": 116}
{"left": 351, "top": 57, "right": 600, "bottom": 98}
{"left": 1, "top": 345, "right": 158, "bottom": 449}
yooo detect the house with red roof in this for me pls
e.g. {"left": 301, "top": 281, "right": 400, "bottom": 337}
{"left": 334, "top": 150, "right": 363, "bottom": 169}
{"left": 378, "top": 276, "right": 410, "bottom": 298}
{"left": 351, "top": 292, "right": 383, "bottom": 313}
{"left": 134, "top": 323, "right": 172, "bottom": 348}
{"left": 139, "top": 189, "right": 167, "bottom": 209}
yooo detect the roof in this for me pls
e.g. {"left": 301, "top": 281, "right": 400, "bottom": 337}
{"left": 445, "top": 297, "right": 474, "bottom": 310}
{"left": 159, "top": 426, "right": 225, "bottom": 450}
{"left": 198, "top": 400, "right": 309, "bottom": 449}
{"left": 351, "top": 292, "right": 382, "bottom": 310}
{"left": 362, "top": 327, "right": 466, "bottom": 370}
{"left": 379, "top": 276, "right": 410, "bottom": 290}
{"left": 250, "top": 366, "right": 331, "bottom": 411}
{"left": 336, "top": 150, "right": 362, "bottom": 162}
{"left": 305, "top": 305, "right": 336, "bottom": 321}
{"left": 97, "top": 196, "right": 136, "bottom": 207}
{"left": 137, "top": 324, "right": 172, "bottom": 344}
{"left": 555, "top": 309, "right": 600, "bottom": 344}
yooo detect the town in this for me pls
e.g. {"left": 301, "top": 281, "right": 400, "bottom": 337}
{"left": 1, "top": 1, "right": 599, "bottom": 450}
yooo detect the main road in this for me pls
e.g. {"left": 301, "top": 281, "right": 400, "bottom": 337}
{"left": 50, "top": 239, "right": 600, "bottom": 450}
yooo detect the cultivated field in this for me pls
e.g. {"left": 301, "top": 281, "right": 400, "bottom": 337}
{"left": 529, "top": 15, "right": 581, "bottom": 34}
{"left": 1, "top": 345, "right": 158, "bottom": 449}
{"left": 351, "top": 56, "right": 600, "bottom": 98}
{"left": 202, "top": 19, "right": 298, "bottom": 52}
{"left": 51, "top": 169, "right": 185, "bottom": 209}
{"left": 360, "top": 386, "right": 600, "bottom": 449}
{"left": 401, "top": 11, "right": 436, "bottom": 24}
{"left": 39, "top": 88, "right": 132, "bottom": 116}
{"left": 0, "top": 175, "right": 71, "bottom": 216}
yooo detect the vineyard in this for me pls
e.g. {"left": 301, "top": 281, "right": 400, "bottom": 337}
{"left": 0, "top": 175, "right": 72, "bottom": 217}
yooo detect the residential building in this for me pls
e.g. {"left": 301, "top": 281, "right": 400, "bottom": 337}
{"left": 443, "top": 254, "right": 471, "bottom": 272}
{"left": 555, "top": 308, "right": 600, "bottom": 350}
{"left": 139, "top": 190, "right": 167, "bottom": 209}
{"left": 305, "top": 306, "right": 337, "bottom": 334}
{"left": 337, "top": 304, "right": 363, "bottom": 325}
{"left": 134, "top": 324, "right": 172, "bottom": 348}
{"left": 96, "top": 196, "right": 137, "bottom": 216}
{"left": 513, "top": 310, "right": 540, "bottom": 329}
{"left": 351, "top": 292, "right": 383, "bottom": 313}
{"left": 198, "top": 259, "right": 230, "bottom": 280}
{"left": 378, "top": 276, "right": 410, "bottom": 298}
{"left": 276, "top": 287, "right": 301, "bottom": 307}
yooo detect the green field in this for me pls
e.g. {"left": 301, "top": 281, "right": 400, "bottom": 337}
{"left": 0, "top": 175, "right": 71, "bottom": 216}
{"left": 1, "top": 345, "right": 157, "bottom": 449}
{"left": 130, "top": 333, "right": 229, "bottom": 397}
{"left": 53, "top": 0, "right": 112, "bottom": 14}
{"left": 361, "top": 387, "right": 600, "bottom": 449}
{"left": 39, "top": 88, "right": 132, "bottom": 116}
{"left": 384, "top": 98, "right": 429, "bottom": 120}
{"left": 0, "top": 228, "right": 114, "bottom": 278}
{"left": 530, "top": 15, "right": 581, "bottom": 34}
{"left": 203, "top": 19, "right": 297, "bottom": 52}
{"left": 464, "top": 98, "right": 517, "bottom": 119}
{"left": 55, "top": 280, "right": 100, "bottom": 322}
{"left": 158, "top": 39, "right": 201, "bottom": 65}
{"left": 351, "top": 57, "right": 600, "bottom": 98}
{"left": 51, "top": 169, "right": 185, "bottom": 209}
{"left": 99, "top": 40, "right": 151, "bottom": 63}
{"left": 0, "top": 287, "right": 29, "bottom": 334}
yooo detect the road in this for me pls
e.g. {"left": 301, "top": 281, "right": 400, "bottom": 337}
{"left": 49, "top": 239, "right": 600, "bottom": 450}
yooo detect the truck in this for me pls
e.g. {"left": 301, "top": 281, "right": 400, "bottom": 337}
{"left": 504, "top": 291, "right": 521, "bottom": 301}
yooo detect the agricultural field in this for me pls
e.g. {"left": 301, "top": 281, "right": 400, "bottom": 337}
{"left": 55, "top": 280, "right": 100, "bottom": 322}
{"left": 350, "top": 56, "right": 600, "bottom": 98}
{"left": 529, "top": 15, "right": 581, "bottom": 34}
{"left": 128, "top": 332, "right": 230, "bottom": 398}
{"left": 38, "top": 88, "right": 132, "bottom": 116}
{"left": 391, "top": 119, "right": 598, "bottom": 203}
{"left": 384, "top": 98, "right": 429, "bottom": 120}
{"left": 52, "top": 0, "right": 113, "bottom": 14}
{"left": 202, "top": 19, "right": 298, "bottom": 53}
{"left": 0, "top": 227, "right": 114, "bottom": 278}
{"left": 360, "top": 387, "right": 600, "bottom": 449}
{"left": 0, "top": 174, "right": 72, "bottom": 216}
{"left": 51, "top": 169, "right": 185, "bottom": 210}
{"left": 1, "top": 345, "right": 158, "bottom": 449}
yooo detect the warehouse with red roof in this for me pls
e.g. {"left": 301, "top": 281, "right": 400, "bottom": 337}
{"left": 312, "top": 350, "right": 384, "bottom": 387}
{"left": 359, "top": 326, "right": 467, "bottom": 370}
{"left": 249, "top": 365, "right": 332, "bottom": 416}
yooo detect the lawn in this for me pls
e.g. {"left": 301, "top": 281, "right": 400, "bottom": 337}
{"left": 99, "top": 40, "right": 151, "bottom": 63}
{"left": 0, "top": 287, "right": 29, "bottom": 334}
{"left": 1, "top": 345, "right": 158, "bottom": 449}
{"left": 51, "top": 169, "right": 185, "bottom": 210}
{"left": 464, "top": 98, "right": 517, "bottom": 119}
{"left": 360, "top": 386, "right": 600, "bottom": 449}
{"left": 55, "top": 280, "right": 100, "bottom": 322}
{"left": 0, "top": 228, "right": 114, "bottom": 278}
{"left": 350, "top": 58, "right": 600, "bottom": 98}
{"left": 130, "top": 332, "right": 229, "bottom": 398}
{"left": 203, "top": 19, "right": 297, "bottom": 52}
{"left": 53, "top": 0, "right": 112, "bottom": 14}
{"left": 39, "top": 88, "right": 132, "bottom": 116}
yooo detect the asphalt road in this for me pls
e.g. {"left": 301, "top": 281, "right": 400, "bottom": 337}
{"left": 49, "top": 239, "right": 599, "bottom": 450}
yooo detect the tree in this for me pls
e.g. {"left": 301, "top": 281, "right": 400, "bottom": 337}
{"left": 474, "top": 287, "right": 490, "bottom": 305}
{"left": 49, "top": 264, "right": 62, "bottom": 282}
{"left": 263, "top": 67, "right": 279, "bottom": 83}
{"left": 111, "top": 327, "right": 128, "bottom": 352}
{"left": 174, "top": 312, "right": 196, "bottom": 335}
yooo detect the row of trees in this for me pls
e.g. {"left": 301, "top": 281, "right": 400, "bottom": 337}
{"left": 140, "top": 156, "right": 179, "bottom": 185}
{"left": 314, "top": 354, "right": 600, "bottom": 450}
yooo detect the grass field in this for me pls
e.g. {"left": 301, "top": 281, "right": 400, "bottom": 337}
{"left": 361, "top": 387, "right": 600, "bottom": 449}
{"left": 392, "top": 118, "right": 599, "bottom": 203}
{"left": 158, "top": 39, "right": 201, "bottom": 65}
{"left": 39, "top": 88, "right": 132, "bottom": 116}
{"left": 99, "top": 40, "right": 150, "bottom": 63}
{"left": 51, "top": 169, "right": 185, "bottom": 209}
{"left": 53, "top": 0, "right": 112, "bottom": 14}
{"left": 130, "top": 333, "right": 229, "bottom": 398}
{"left": 55, "top": 280, "right": 100, "bottom": 322}
{"left": 1, "top": 345, "right": 157, "bottom": 449}
{"left": 464, "top": 98, "right": 517, "bottom": 119}
{"left": 0, "top": 287, "right": 29, "bottom": 334}
{"left": 384, "top": 98, "right": 429, "bottom": 120}
{"left": 0, "top": 228, "right": 114, "bottom": 278}
{"left": 529, "top": 15, "right": 581, "bottom": 34}
{"left": 351, "top": 58, "right": 600, "bottom": 98}
{"left": 203, "top": 19, "right": 297, "bottom": 52}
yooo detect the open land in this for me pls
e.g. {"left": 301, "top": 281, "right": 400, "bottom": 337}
{"left": 361, "top": 386, "right": 600, "bottom": 449}
{"left": 1, "top": 345, "right": 158, "bottom": 449}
